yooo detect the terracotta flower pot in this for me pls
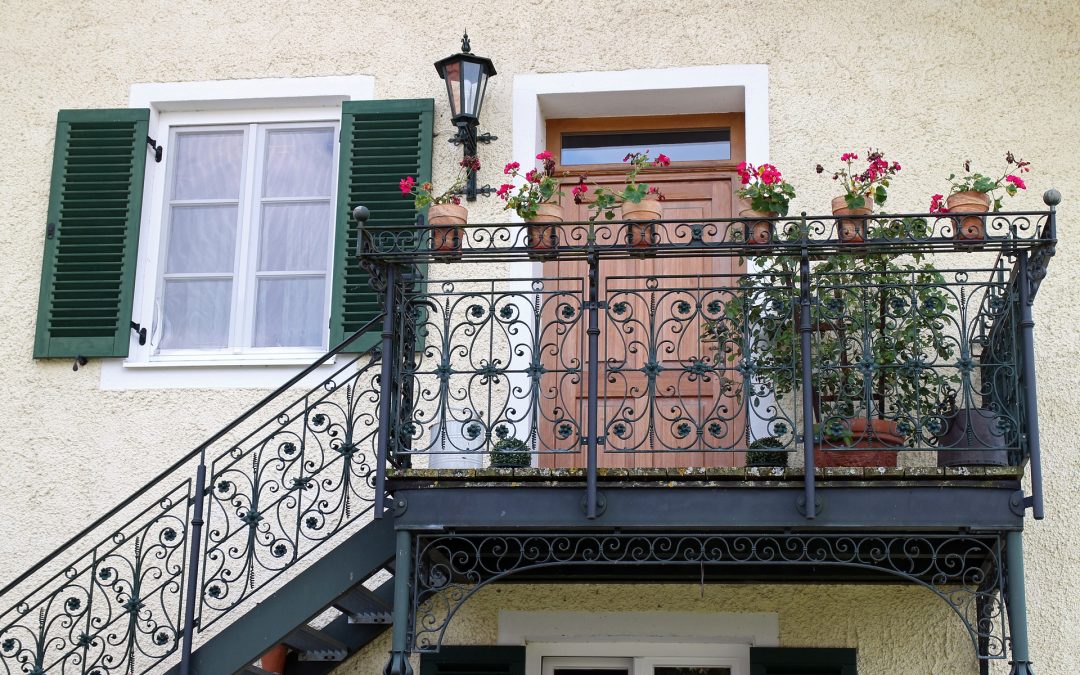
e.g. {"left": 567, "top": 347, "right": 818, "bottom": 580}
{"left": 526, "top": 203, "right": 563, "bottom": 256}
{"left": 428, "top": 203, "right": 467, "bottom": 254}
{"left": 621, "top": 197, "right": 662, "bottom": 249}
{"left": 946, "top": 190, "right": 991, "bottom": 241}
{"left": 831, "top": 195, "right": 872, "bottom": 243}
{"left": 259, "top": 644, "right": 288, "bottom": 674}
{"left": 815, "top": 418, "right": 901, "bottom": 468}
{"left": 740, "top": 208, "right": 777, "bottom": 245}
{"left": 936, "top": 408, "right": 1008, "bottom": 467}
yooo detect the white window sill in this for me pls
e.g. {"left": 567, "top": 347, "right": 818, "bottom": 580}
{"left": 100, "top": 354, "right": 351, "bottom": 391}
{"left": 125, "top": 355, "right": 333, "bottom": 369}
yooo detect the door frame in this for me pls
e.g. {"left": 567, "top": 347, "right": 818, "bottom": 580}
{"left": 529, "top": 642, "right": 750, "bottom": 675}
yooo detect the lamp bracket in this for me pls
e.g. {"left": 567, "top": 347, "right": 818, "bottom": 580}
{"left": 448, "top": 129, "right": 497, "bottom": 146}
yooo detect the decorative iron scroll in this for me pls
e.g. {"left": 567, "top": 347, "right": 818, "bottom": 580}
{"left": 411, "top": 532, "right": 1007, "bottom": 660}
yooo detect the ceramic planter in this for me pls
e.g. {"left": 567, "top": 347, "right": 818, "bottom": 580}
{"left": 621, "top": 197, "right": 662, "bottom": 249}
{"left": 946, "top": 190, "right": 992, "bottom": 241}
{"left": 815, "top": 418, "right": 901, "bottom": 468}
{"left": 740, "top": 208, "right": 777, "bottom": 245}
{"left": 428, "top": 203, "right": 467, "bottom": 255}
{"left": 831, "top": 195, "right": 872, "bottom": 243}
{"left": 936, "top": 408, "right": 1008, "bottom": 467}
{"left": 526, "top": 202, "right": 563, "bottom": 258}
{"left": 259, "top": 644, "right": 288, "bottom": 674}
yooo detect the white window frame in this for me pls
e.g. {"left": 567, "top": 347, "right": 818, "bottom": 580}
{"left": 153, "top": 118, "right": 340, "bottom": 359}
{"left": 103, "top": 76, "right": 374, "bottom": 391}
{"left": 532, "top": 643, "right": 748, "bottom": 675}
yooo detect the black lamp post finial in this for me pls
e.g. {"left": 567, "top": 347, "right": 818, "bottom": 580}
{"left": 461, "top": 31, "right": 471, "bottom": 54}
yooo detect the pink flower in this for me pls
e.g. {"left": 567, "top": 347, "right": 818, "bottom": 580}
{"left": 571, "top": 183, "right": 588, "bottom": 197}
{"left": 737, "top": 161, "right": 753, "bottom": 185}
{"left": 450, "top": 196, "right": 462, "bottom": 206}
{"left": 757, "top": 163, "right": 782, "bottom": 185}
{"left": 496, "top": 183, "right": 514, "bottom": 199}
{"left": 536, "top": 150, "right": 553, "bottom": 161}
{"left": 1005, "top": 175, "right": 1027, "bottom": 190}
{"left": 929, "top": 194, "right": 949, "bottom": 214}
{"left": 653, "top": 153, "right": 671, "bottom": 167}
{"left": 503, "top": 161, "right": 520, "bottom": 175}
{"left": 840, "top": 152, "right": 858, "bottom": 162}
{"left": 525, "top": 169, "right": 541, "bottom": 183}
{"left": 399, "top": 176, "right": 415, "bottom": 196}
{"left": 891, "top": 162, "right": 901, "bottom": 171}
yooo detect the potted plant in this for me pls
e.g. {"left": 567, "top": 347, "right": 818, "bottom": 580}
{"left": 736, "top": 162, "right": 796, "bottom": 245}
{"left": 490, "top": 437, "right": 531, "bottom": 469}
{"left": 929, "top": 152, "right": 1031, "bottom": 241}
{"left": 577, "top": 151, "right": 670, "bottom": 249}
{"left": 707, "top": 227, "right": 958, "bottom": 467}
{"left": 399, "top": 155, "right": 478, "bottom": 254}
{"left": 498, "top": 151, "right": 564, "bottom": 257}
{"left": 935, "top": 404, "right": 1009, "bottom": 467}
{"left": 746, "top": 436, "right": 788, "bottom": 468}
{"left": 816, "top": 150, "right": 902, "bottom": 243}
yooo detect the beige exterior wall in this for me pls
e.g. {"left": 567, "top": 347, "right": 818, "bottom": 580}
{"left": 1, "top": 1, "right": 1078, "bottom": 673}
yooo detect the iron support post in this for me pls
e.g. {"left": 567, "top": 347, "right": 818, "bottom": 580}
{"left": 375, "top": 264, "right": 399, "bottom": 518}
{"left": 1005, "top": 531, "right": 1034, "bottom": 674}
{"left": 178, "top": 456, "right": 207, "bottom": 675}
{"left": 798, "top": 244, "right": 816, "bottom": 519}
{"left": 585, "top": 253, "right": 600, "bottom": 519}
{"left": 1017, "top": 254, "right": 1044, "bottom": 520}
{"left": 384, "top": 530, "right": 414, "bottom": 675}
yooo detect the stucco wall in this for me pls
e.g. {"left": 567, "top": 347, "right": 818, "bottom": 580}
{"left": 336, "top": 583, "right": 978, "bottom": 675}
{"left": 1, "top": 0, "right": 1079, "bottom": 672}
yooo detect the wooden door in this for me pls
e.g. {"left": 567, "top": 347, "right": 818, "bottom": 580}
{"left": 538, "top": 115, "right": 746, "bottom": 469}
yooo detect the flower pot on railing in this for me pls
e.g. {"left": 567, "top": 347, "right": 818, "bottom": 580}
{"left": 947, "top": 190, "right": 992, "bottom": 242}
{"left": 739, "top": 208, "right": 777, "bottom": 245}
{"left": 260, "top": 644, "right": 288, "bottom": 674}
{"left": 935, "top": 407, "right": 1008, "bottom": 467}
{"left": 622, "top": 197, "right": 662, "bottom": 250}
{"left": 831, "top": 196, "right": 872, "bottom": 243}
{"left": 815, "top": 418, "right": 900, "bottom": 467}
{"left": 526, "top": 203, "right": 563, "bottom": 259}
{"left": 429, "top": 203, "right": 467, "bottom": 255}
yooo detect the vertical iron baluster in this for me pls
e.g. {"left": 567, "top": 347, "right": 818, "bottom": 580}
{"left": 1005, "top": 530, "right": 1033, "bottom": 674}
{"left": 799, "top": 216, "right": 816, "bottom": 519}
{"left": 384, "top": 530, "right": 414, "bottom": 675}
{"left": 178, "top": 453, "right": 207, "bottom": 675}
{"left": 585, "top": 252, "right": 600, "bottom": 519}
{"left": 375, "top": 263, "right": 399, "bottom": 518}
{"left": 1017, "top": 254, "right": 1044, "bottom": 520}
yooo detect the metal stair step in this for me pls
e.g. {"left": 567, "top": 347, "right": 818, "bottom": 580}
{"left": 333, "top": 584, "right": 394, "bottom": 625}
{"left": 241, "top": 667, "right": 273, "bottom": 675}
{"left": 282, "top": 625, "right": 348, "bottom": 662}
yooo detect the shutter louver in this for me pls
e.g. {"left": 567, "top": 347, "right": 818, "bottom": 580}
{"left": 330, "top": 98, "right": 434, "bottom": 350}
{"left": 34, "top": 109, "right": 149, "bottom": 358}
{"left": 420, "top": 646, "right": 526, "bottom": 675}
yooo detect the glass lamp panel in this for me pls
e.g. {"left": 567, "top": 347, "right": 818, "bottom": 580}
{"left": 258, "top": 202, "right": 331, "bottom": 272}
{"left": 442, "top": 59, "right": 463, "bottom": 119}
{"left": 160, "top": 279, "right": 232, "bottom": 349}
{"left": 460, "top": 60, "right": 483, "bottom": 118}
{"left": 253, "top": 277, "right": 326, "bottom": 347}
{"left": 171, "top": 130, "right": 244, "bottom": 200}
{"left": 166, "top": 205, "right": 238, "bottom": 274}
{"left": 263, "top": 128, "right": 335, "bottom": 198}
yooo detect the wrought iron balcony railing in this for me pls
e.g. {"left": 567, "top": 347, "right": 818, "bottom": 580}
{"left": 357, "top": 192, "right": 1058, "bottom": 520}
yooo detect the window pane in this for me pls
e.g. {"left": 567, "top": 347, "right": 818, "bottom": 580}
{"left": 654, "top": 668, "right": 731, "bottom": 675}
{"left": 263, "top": 128, "right": 335, "bottom": 197}
{"left": 166, "top": 205, "right": 238, "bottom": 274}
{"left": 561, "top": 129, "right": 731, "bottom": 165}
{"left": 254, "top": 277, "right": 325, "bottom": 347}
{"left": 553, "top": 670, "right": 630, "bottom": 675}
{"left": 172, "top": 131, "right": 244, "bottom": 200}
{"left": 160, "top": 280, "right": 231, "bottom": 349}
{"left": 258, "top": 202, "right": 331, "bottom": 272}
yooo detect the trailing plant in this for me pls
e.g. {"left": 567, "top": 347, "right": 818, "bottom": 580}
{"left": 574, "top": 151, "right": 671, "bottom": 221}
{"left": 746, "top": 436, "right": 788, "bottom": 467}
{"left": 490, "top": 437, "right": 531, "bottom": 468}
{"left": 736, "top": 162, "right": 796, "bottom": 215}
{"left": 929, "top": 152, "right": 1032, "bottom": 213}
{"left": 816, "top": 149, "right": 902, "bottom": 210}
{"left": 399, "top": 155, "right": 480, "bottom": 208}
{"left": 497, "top": 151, "right": 563, "bottom": 219}
{"left": 704, "top": 219, "right": 959, "bottom": 446}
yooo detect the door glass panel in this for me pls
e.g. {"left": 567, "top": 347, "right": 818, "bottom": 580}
{"left": 553, "top": 670, "right": 631, "bottom": 675}
{"left": 561, "top": 129, "right": 731, "bottom": 165}
{"left": 654, "top": 668, "right": 731, "bottom": 675}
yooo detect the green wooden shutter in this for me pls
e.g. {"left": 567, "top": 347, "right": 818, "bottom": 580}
{"left": 330, "top": 98, "right": 433, "bottom": 350}
{"left": 420, "top": 646, "right": 526, "bottom": 675}
{"left": 750, "top": 647, "right": 857, "bottom": 674}
{"left": 33, "top": 109, "right": 150, "bottom": 358}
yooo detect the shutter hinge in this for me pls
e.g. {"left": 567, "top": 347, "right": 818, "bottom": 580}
{"left": 72, "top": 355, "right": 88, "bottom": 372}
{"left": 146, "top": 136, "right": 163, "bottom": 163}
{"left": 130, "top": 321, "right": 147, "bottom": 346}
{"left": 46, "top": 222, "right": 56, "bottom": 239}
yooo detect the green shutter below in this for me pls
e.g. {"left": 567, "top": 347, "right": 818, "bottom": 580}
{"left": 33, "top": 108, "right": 150, "bottom": 358}
{"left": 420, "top": 646, "right": 526, "bottom": 675}
{"left": 750, "top": 647, "right": 857, "bottom": 674}
{"left": 330, "top": 98, "right": 434, "bottom": 350}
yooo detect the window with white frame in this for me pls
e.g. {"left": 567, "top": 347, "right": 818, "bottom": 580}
{"left": 155, "top": 120, "right": 338, "bottom": 355}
